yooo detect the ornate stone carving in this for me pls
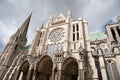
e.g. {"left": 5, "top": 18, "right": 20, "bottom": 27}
{"left": 49, "top": 28, "right": 64, "bottom": 42}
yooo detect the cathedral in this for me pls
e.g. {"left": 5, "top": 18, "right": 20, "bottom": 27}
{"left": 0, "top": 10, "right": 120, "bottom": 80}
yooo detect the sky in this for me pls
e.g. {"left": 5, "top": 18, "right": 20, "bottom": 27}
{"left": 0, "top": 0, "right": 120, "bottom": 53}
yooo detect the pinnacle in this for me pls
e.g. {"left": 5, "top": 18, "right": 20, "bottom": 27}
{"left": 18, "top": 13, "right": 32, "bottom": 35}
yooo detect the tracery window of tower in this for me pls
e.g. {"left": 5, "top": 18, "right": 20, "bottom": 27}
{"left": 91, "top": 47, "right": 97, "bottom": 55}
{"left": 111, "top": 28, "right": 117, "bottom": 43}
{"left": 15, "top": 37, "right": 18, "bottom": 42}
{"left": 106, "top": 61, "right": 120, "bottom": 80}
{"left": 37, "top": 31, "right": 44, "bottom": 46}
{"left": 72, "top": 23, "right": 79, "bottom": 41}
{"left": 104, "top": 48, "right": 109, "bottom": 54}
{"left": 116, "top": 27, "right": 120, "bottom": 36}
{"left": 72, "top": 23, "right": 80, "bottom": 50}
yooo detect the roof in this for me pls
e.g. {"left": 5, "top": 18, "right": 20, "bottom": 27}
{"left": 89, "top": 32, "right": 107, "bottom": 41}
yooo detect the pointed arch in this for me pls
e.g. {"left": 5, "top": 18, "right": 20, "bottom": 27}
{"left": 62, "top": 57, "right": 79, "bottom": 80}
{"left": 36, "top": 55, "right": 53, "bottom": 80}
{"left": 106, "top": 59, "right": 120, "bottom": 80}
{"left": 17, "top": 60, "right": 30, "bottom": 80}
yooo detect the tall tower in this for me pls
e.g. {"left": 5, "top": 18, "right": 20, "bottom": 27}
{"left": 0, "top": 13, "right": 32, "bottom": 78}
{"left": 105, "top": 17, "right": 120, "bottom": 78}
{"left": 105, "top": 17, "right": 120, "bottom": 48}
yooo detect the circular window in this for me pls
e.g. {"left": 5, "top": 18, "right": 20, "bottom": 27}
{"left": 49, "top": 28, "right": 64, "bottom": 42}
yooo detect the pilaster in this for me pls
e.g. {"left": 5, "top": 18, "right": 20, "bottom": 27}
{"left": 114, "top": 47, "right": 120, "bottom": 75}
{"left": 98, "top": 49, "right": 108, "bottom": 80}
{"left": 26, "top": 65, "right": 33, "bottom": 80}
{"left": 78, "top": 60, "right": 84, "bottom": 80}
{"left": 106, "top": 25, "right": 114, "bottom": 42}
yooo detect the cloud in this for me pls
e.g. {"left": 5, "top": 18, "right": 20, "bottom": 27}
{"left": 0, "top": 20, "right": 18, "bottom": 52}
{"left": 0, "top": 20, "right": 18, "bottom": 43}
{"left": 0, "top": 0, "right": 120, "bottom": 52}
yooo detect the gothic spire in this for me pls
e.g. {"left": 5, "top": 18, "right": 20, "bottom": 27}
{"left": 67, "top": 9, "right": 72, "bottom": 18}
{"left": 66, "top": 9, "right": 72, "bottom": 23}
{"left": 49, "top": 15, "right": 53, "bottom": 22}
{"left": 18, "top": 13, "right": 32, "bottom": 35}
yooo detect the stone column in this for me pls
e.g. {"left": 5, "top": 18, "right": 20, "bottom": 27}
{"left": 57, "top": 63, "right": 62, "bottom": 80}
{"left": 87, "top": 51, "right": 98, "bottom": 80}
{"left": 114, "top": 47, "right": 120, "bottom": 75}
{"left": 14, "top": 66, "right": 21, "bottom": 80}
{"left": 27, "top": 65, "right": 33, "bottom": 80}
{"left": 98, "top": 49, "right": 108, "bottom": 80}
{"left": 57, "top": 70, "right": 62, "bottom": 80}
{"left": 113, "top": 27, "right": 120, "bottom": 43}
{"left": 106, "top": 25, "right": 114, "bottom": 42}
{"left": 51, "top": 64, "right": 56, "bottom": 80}
{"left": 18, "top": 72, "right": 23, "bottom": 80}
{"left": 32, "top": 69, "right": 37, "bottom": 80}
{"left": 78, "top": 61, "right": 84, "bottom": 80}
{"left": 51, "top": 69, "right": 55, "bottom": 80}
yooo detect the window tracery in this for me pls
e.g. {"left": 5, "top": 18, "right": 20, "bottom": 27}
{"left": 49, "top": 28, "right": 64, "bottom": 42}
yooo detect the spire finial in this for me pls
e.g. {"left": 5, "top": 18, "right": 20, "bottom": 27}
{"left": 66, "top": 9, "right": 72, "bottom": 23}
{"left": 67, "top": 9, "right": 72, "bottom": 17}
{"left": 49, "top": 15, "right": 53, "bottom": 22}
{"left": 41, "top": 22, "right": 44, "bottom": 28}
{"left": 18, "top": 13, "right": 32, "bottom": 35}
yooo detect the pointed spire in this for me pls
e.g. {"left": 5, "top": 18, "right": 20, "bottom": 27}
{"left": 18, "top": 13, "right": 32, "bottom": 35}
{"left": 56, "top": 13, "right": 65, "bottom": 21}
{"left": 49, "top": 15, "right": 53, "bottom": 22}
{"left": 67, "top": 9, "right": 72, "bottom": 17}
{"left": 37, "top": 22, "right": 44, "bottom": 31}
{"left": 46, "top": 15, "right": 53, "bottom": 27}
{"left": 41, "top": 22, "right": 44, "bottom": 29}
{"left": 117, "top": 16, "right": 120, "bottom": 22}
{"left": 66, "top": 9, "right": 72, "bottom": 23}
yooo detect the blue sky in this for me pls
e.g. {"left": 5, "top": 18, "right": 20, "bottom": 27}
{"left": 0, "top": 0, "right": 120, "bottom": 53}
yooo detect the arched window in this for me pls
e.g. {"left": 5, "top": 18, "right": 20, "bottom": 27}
{"left": 111, "top": 28, "right": 117, "bottom": 42}
{"left": 15, "top": 37, "right": 18, "bottom": 42}
{"left": 76, "top": 23, "right": 79, "bottom": 31}
{"left": 106, "top": 61, "right": 120, "bottom": 80}
{"left": 51, "top": 44, "right": 54, "bottom": 53}
{"left": 77, "top": 32, "right": 79, "bottom": 40}
{"left": 39, "top": 32, "right": 42, "bottom": 39}
{"left": 73, "top": 24, "right": 75, "bottom": 32}
{"left": 91, "top": 50, "right": 98, "bottom": 55}
{"left": 104, "top": 48, "right": 108, "bottom": 54}
{"left": 73, "top": 33, "right": 75, "bottom": 41}
{"left": 53, "top": 44, "right": 57, "bottom": 53}
{"left": 47, "top": 44, "right": 52, "bottom": 54}
{"left": 91, "top": 47, "right": 97, "bottom": 55}
{"left": 72, "top": 23, "right": 79, "bottom": 41}
{"left": 116, "top": 27, "right": 120, "bottom": 36}
{"left": 76, "top": 23, "right": 79, "bottom": 40}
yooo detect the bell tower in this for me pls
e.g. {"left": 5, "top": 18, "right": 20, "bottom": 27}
{"left": 0, "top": 13, "right": 32, "bottom": 78}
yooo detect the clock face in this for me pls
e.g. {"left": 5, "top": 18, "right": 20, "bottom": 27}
{"left": 49, "top": 28, "right": 64, "bottom": 42}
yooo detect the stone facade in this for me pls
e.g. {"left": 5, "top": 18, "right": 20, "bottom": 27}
{"left": 0, "top": 11, "right": 120, "bottom": 80}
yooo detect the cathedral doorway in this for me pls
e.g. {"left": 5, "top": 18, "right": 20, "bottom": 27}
{"left": 17, "top": 60, "right": 30, "bottom": 80}
{"left": 36, "top": 55, "right": 53, "bottom": 80}
{"left": 62, "top": 58, "right": 78, "bottom": 80}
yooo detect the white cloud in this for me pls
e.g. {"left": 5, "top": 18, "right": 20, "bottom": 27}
{"left": 0, "top": 20, "right": 18, "bottom": 45}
